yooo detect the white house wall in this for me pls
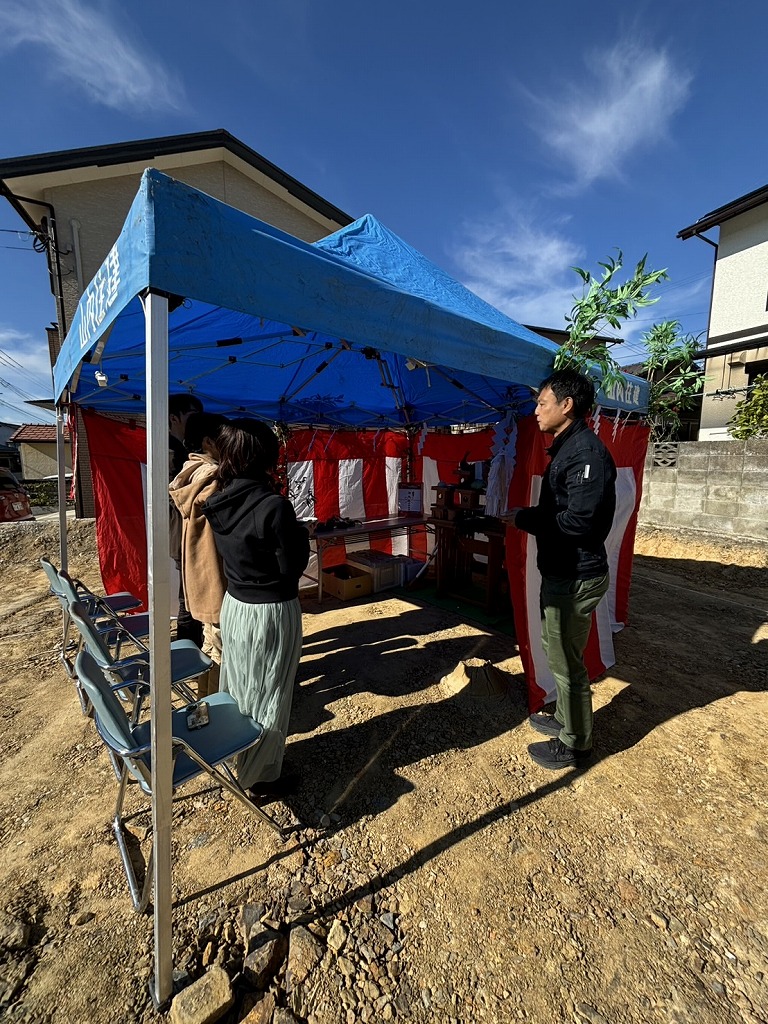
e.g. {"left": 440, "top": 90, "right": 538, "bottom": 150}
{"left": 700, "top": 205, "right": 768, "bottom": 436}
{"left": 710, "top": 206, "right": 768, "bottom": 338}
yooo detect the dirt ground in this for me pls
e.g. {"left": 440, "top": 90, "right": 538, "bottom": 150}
{"left": 0, "top": 519, "right": 766, "bottom": 1024}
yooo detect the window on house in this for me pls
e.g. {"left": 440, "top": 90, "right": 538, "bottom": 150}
{"left": 747, "top": 358, "right": 768, "bottom": 386}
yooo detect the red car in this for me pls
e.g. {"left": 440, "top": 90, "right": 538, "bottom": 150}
{"left": 0, "top": 468, "right": 34, "bottom": 522}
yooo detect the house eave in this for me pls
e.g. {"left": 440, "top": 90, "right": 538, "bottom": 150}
{"left": 677, "top": 182, "right": 768, "bottom": 240}
{"left": 0, "top": 129, "right": 353, "bottom": 229}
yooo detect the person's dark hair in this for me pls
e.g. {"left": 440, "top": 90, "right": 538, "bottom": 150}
{"left": 184, "top": 413, "right": 229, "bottom": 454}
{"left": 169, "top": 393, "right": 203, "bottom": 419}
{"left": 539, "top": 369, "right": 595, "bottom": 418}
{"left": 217, "top": 418, "right": 280, "bottom": 487}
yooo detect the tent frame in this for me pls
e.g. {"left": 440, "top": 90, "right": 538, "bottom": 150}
{"left": 51, "top": 170, "right": 651, "bottom": 1008}
{"left": 144, "top": 291, "right": 174, "bottom": 1006}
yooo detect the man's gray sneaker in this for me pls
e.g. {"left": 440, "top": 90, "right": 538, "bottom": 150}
{"left": 529, "top": 712, "right": 562, "bottom": 737}
{"left": 528, "top": 739, "right": 592, "bottom": 771}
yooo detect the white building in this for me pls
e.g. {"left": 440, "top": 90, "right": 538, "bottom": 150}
{"left": 678, "top": 185, "right": 768, "bottom": 439}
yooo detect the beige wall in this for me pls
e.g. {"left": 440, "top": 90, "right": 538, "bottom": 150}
{"left": 19, "top": 441, "right": 72, "bottom": 480}
{"left": 44, "top": 156, "right": 342, "bottom": 328}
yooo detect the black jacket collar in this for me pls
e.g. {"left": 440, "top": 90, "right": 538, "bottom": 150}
{"left": 547, "top": 416, "right": 590, "bottom": 459}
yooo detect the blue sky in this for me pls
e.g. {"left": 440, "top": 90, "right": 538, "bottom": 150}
{"left": 1, "top": 0, "right": 767, "bottom": 425}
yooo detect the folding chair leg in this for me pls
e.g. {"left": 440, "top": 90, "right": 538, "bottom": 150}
{"left": 172, "top": 679, "right": 197, "bottom": 704}
{"left": 59, "top": 615, "right": 79, "bottom": 681}
{"left": 182, "top": 748, "right": 287, "bottom": 839}
{"left": 223, "top": 774, "right": 287, "bottom": 839}
{"left": 105, "top": 748, "right": 123, "bottom": 781}
{"left": 59, "top": 612, "right": 89, "bottom": 709}
{"left": 71, "top": 670, "right": 91, "bottom": 714}
{"left": 111, "top": 767, "right": 153, "bottom": 913}
{"left": 101, "top": 731, "right": 286, "bottom": 916}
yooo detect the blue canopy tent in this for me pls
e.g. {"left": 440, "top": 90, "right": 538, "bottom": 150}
{"left": 53, "top": 168, "right": 648, "bottom": 1006}
{"left": 54, "top": 171, "right": 648, "bottom": 423}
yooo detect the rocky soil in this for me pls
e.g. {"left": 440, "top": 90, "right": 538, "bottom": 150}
{"left": 0, "top": 519, "right": 766, "bottom": 1024}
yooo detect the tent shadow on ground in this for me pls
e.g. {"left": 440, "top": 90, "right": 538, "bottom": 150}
{"left": 286, "top": 673, "right": 529, "bottom": 829}
{"left": 180, "top": 554, "right": 766, "bottom": 909}
{"left": 275, "top": 558, "right": 767, "bottom": 923}
{"left": 172, "top": 665, "right": 536, "bottom": 910}
{"left": 287, "top": 553, "right": 766, "bottom": 829}
{"left": 293, "top": 601, "right": 519, "bottom": 734}
{"left": 181, "top": 767, "right": 583, "bottom": 916}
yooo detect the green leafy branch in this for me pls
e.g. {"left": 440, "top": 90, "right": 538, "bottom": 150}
{"left": 728, "top": 374, "right": 768, "bottom": 439}
{"left": 555, "top": 250, "right": 668, "bottom": 394}
{"left": 641, "top": 320, "right": 704, "bottom": 441}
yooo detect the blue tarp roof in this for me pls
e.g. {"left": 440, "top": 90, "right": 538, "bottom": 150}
{"left": 54, "top": 169, "right": 648, "bottom": 423}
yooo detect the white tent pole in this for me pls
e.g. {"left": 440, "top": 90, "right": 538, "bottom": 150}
{"left": 144, "top": 291, "right": 174, "bottom": 1008}
{"left": 56, "top": 403, "right": 69, "bottom": 573}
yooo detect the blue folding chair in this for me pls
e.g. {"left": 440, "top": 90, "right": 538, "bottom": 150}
{"left": 75, "top": 651, "right": 285, "bottom": 913}
{"left": 40, "top": 556, "right": 147, "bottom": 692}
{"left": 58, "top": 568, "right": 150, "bottom": 657}
{"left": 68, "top": 600, "right": 207, "bottom": 709}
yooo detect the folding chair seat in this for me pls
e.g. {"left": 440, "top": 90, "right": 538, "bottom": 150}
{"left": 68, "top": 600, "right": 208, "bottom": 708}
{"left": 57, "top": 569, "right": 150, "bottom": 650}
{"left": 40, "top": 556, "right": 145, "bottom": 688}
{"left": 41, "top": 556, "right": 141, "bottom": 617}
{"left": 75, "top": 651, "right": 285, "bottom": 913}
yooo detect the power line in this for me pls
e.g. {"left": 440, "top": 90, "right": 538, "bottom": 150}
{"left": 0, "top": 377, "right": 37, "bottom": 402}
{"left": 0, "top": 349, "right": 54, "bottom": 393}
{"left": 0, "top": 396, "right": 54, "bottom": 423}
{"left": 629, "top": 310, "right": 709, "bottom": 323}
{"left": 0, "top": 347, "right": 28, "bottom": 371}
{"left": 655, "top": 273, "right": 710, "bottom": 294}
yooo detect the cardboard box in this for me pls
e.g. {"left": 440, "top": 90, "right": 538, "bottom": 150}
{"left": 321, "top": 564, "right": 373, "bottom": 601}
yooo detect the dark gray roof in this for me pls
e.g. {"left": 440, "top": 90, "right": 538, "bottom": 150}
{"left": 677, "top": 182, "right": 768, "bottom": 240}
{"left": 0, "top": 129, "right": 353, "bottom": 227}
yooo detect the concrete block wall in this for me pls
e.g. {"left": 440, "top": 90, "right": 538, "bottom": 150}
{"left": 639, "top": 439, "right": 768, "bottom": 543}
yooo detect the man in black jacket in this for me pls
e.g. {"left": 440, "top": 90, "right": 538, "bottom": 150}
{"left": 514, "top": 369, "right": 616, "bottom": 770}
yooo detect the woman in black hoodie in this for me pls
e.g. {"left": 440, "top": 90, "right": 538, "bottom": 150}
{"left": 202, "top": 419, "right": 309, "bottom": 797}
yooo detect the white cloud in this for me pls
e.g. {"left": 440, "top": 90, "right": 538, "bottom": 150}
{"left": 451, "top": 206, "right": 585, "bottom": 331}
{"left": 0, "top": 327, "right": 56, "bottom": 426}
{"left": 0, "top": 328, "right": 53, "bottom": 382}
{"left": 526, "top": 40, "right": 692, "bottom": 190}
{"left": 451, "top": 207, "right": 707, "bottom": 363}
{"left": 0, "top": 0, "right": 184, "bottom": 112}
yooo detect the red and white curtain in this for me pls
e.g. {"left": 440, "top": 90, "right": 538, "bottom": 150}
{"left": 504, "top": 414, "right": 649, "bottom": 710}
{"left": 284, "top": 429, "right": 411, "bottom": 581}
{"left": 81, "top": 410, "right": 648, "bottom": 712}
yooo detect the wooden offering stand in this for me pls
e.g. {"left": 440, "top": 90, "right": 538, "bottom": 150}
{"left": 427, "top": 460, "right": 509, "bottom": 614}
